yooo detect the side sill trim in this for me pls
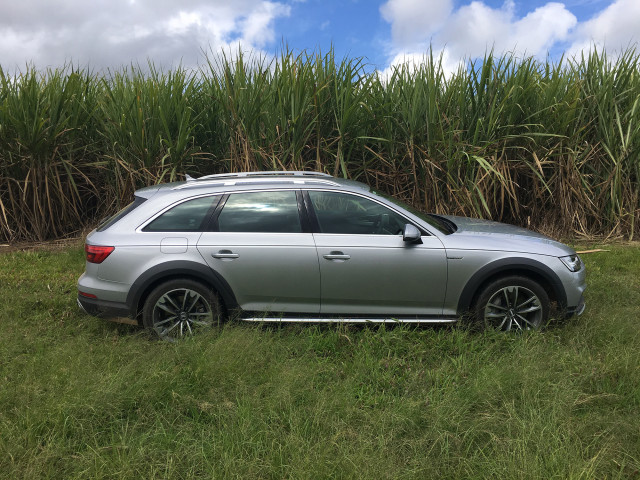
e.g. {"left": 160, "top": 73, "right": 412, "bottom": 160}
{"left": 241, "top": 317, "right": 458, "bottom": 324}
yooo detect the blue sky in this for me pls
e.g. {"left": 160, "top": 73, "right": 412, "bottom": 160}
{"left": 275, "top": 0, "right": 616, "bottom": 68}
{"left": 0, "top": 0, "right": 637, "bottom": 72}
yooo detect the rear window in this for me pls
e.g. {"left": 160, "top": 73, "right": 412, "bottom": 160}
{"left": 97, "top": 196, "right": 147, "bottom": 232}
{"left": 143, "top": 196, "right": 220, "bottom": 232}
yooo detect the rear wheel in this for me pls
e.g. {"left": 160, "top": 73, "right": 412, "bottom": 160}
{"left": 142, "top": 279, "right": 221, "bottom": 340}
{"left": 474, "top": 276, "right": 550, "bottom": 331}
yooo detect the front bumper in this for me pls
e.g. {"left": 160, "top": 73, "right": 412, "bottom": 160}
{"left": 565, "top": 294, "right": 586, "bottom": 317}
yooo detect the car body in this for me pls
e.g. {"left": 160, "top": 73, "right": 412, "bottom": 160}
{"left": 78, "top": 171, "right": 586, "bottom": 338}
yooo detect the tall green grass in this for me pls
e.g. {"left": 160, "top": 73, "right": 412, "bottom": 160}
{"left": 0, "top": 244, "right": 639, "bottom": 478}
{"left": 0, "top": 47, "right": 639, "bottom": 242}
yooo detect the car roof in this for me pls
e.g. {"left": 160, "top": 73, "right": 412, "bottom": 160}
{"left": 134, "top": 171, "right": 371, "bottom": 198}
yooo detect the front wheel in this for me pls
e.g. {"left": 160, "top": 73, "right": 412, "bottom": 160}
{"left": 474, "top": 276, "right": 550, "bottom": 331}
{"left": 142, "top": 279, "right": 221, "bottom": 340}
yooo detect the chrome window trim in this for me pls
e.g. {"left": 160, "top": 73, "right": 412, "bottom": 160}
{"left": 134, "top": 187, "right": 439, "bottom": 237}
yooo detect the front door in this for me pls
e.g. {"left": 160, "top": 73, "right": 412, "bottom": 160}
{"left": 307, "top": 190, "right": 448, "bottom": 316}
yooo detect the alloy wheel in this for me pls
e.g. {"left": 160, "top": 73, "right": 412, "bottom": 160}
{"left": 483, "top": 285, "right": 544, "bottom": 331}
{"left": 151, "top": 288, "right": 214, "bottom": 339}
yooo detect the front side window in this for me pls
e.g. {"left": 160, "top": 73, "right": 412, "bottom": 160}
{"left": 217, "top": 191, "right": 302, "bottom": 233}
{"left": 143, "top": 196, "right": 219, "bottom": 232}
{"left": 308, "top": 191, "right": 407, "bottom": 235}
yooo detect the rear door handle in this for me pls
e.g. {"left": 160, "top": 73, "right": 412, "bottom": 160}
{"left": 212, "top": 250, "right": 239, "bottom": 259}
{"left": 323, "top": 251, "right": 350, "bottom": 261}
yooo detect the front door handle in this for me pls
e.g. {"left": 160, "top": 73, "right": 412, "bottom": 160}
{"left": 323, "top": 251, "right": 351, "bottom": 261}
{"left": 212, "top": 250, "right": 239, "bottom": 259}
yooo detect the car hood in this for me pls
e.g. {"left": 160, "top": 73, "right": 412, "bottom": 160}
{"left": 437, "top": 215, "right": 575, "bottom": 257}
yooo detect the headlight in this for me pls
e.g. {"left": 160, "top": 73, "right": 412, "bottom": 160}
{"left": 560, "top": 254, "right": 582, "bottom": 272}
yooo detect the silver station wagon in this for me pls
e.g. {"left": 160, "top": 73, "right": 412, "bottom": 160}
{"left": 78, "top": 171, "right": 586, "bottom": 339}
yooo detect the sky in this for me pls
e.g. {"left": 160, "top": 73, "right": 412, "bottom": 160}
{"left": 0, "top": 0, "right": 639, "bottom": 74}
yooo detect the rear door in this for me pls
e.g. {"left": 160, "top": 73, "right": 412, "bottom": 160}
{"left": 197, "top": 190, "right": 320, "bottom": 314}
{"left": 306, "top": 190, "right": 448, "bottom": 316}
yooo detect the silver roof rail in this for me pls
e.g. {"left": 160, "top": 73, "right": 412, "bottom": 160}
{"left": 173, "top": 177, "right": 340, "bottom": 190}
{"left": 195, "top": 171, "right": 332, "bottom": 181}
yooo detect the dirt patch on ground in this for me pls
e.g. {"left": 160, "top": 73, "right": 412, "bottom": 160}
{"left": 0, "top": 236, "right": 84, "bottom": 254}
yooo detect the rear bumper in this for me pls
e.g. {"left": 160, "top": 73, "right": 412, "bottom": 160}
{"left": 77, "top": 294, "right": 132, "bottom": 319}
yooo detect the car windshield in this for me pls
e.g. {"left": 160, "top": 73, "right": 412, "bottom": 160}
{"left": 370, "top": 190, "right": 456, "bottom": 234}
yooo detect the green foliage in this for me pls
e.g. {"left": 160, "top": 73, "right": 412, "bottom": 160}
{"left": 0, "top": 67, "right": 101, "bottom": 239}
{"left": 0, "top": 244, "right": 639, "bottom": 478}
{"left": 98, "top": 64, "right": 205, "bottom": 204}
{"left": 1, "top": 47, "right": 639, "bottom": 241}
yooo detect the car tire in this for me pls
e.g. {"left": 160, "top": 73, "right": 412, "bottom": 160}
{"left": 473, "top": 275, "right": 550, "bottom": 331}
{"left": 142, "top": 279, "right": 221, "bottom": 340}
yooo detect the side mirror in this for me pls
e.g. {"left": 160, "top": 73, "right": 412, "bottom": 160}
{"left": 402, "top": 224, "right": 422, "bottom": 244}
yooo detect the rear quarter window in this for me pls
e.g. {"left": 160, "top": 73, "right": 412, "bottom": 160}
{"left": 143, "top": 196, "right": 220, "bottom": 232}
{"left": 97, "top": 196, "right": 147, "bottom": 232}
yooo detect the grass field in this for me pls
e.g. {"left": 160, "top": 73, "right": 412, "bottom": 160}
{"left": 0, "top": 243, "right": 639, "bottom": 478}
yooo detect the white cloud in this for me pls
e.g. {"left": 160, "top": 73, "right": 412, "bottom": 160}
{"left": 380, "top": 0, "right": 578, "bottom": 67}
{"left": 380, "top": 0, "right": 453, "bottom": 48}
{"left": 437, "top": 1, "right": 515, "bottom": 58}
{"left": 438, "top": 1, "right": 577, "bottom": 59}
{"left": 241, "top": 2, "right": 291, "bottom": 47}
{"left": 0, "top": 0, "right": 291, "bottom": 71}
{"left": 568, "top": 0, "right": 640, "bottom": 56}
{"left": 377, "top": 49, "right": 464, "bottom": 83}
{"left": 166, "top": 12, "right": 202, "bottom": 36}
{"left": 377, "top": 0, "right": 640, "bottom": 76}
{"left": 510, "top": 3, "right": 576, "bottom": 54}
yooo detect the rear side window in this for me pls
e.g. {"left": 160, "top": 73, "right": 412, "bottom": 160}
{"left": 217, "top": 191, "right": 302, "bottom": 233}
{"left": 143, "top": 196, "right": 220, "bottom": 232}
{"left": 97, "top": 196, "right": 147, "bottom": 232}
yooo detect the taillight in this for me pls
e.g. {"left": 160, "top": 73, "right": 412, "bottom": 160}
{"left": 85, "top": 244, "right": 115, "bottom": 264}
